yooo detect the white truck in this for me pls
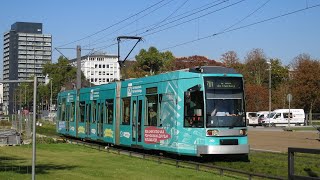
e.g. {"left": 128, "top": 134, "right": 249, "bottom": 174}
{"left": 246, "top": 112, "right": 258, "bottom": 126}
{"left": 261, "top": 109, "right": 305, "bottom": 127}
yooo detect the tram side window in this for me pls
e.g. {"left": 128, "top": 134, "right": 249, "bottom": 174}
{"left": 61, "top": 99, "right": 66, "bottom": 121}
{"left": 106, "top": 99, "right": 114, "bottom": 124}
{"left": 122, "top": 98, "right": 130, "bottom": 125}
{"left": 80, "top": 101, "right": 85, "bottom": 122}
{"left": 86, "top": 103, "right": 91, "bottom": 122}
{"left": 99, "top": 103, "right": 104, "bottom": 124}
{"left": 146, "top": 95, "right": 158, "bottom": 126}
{"left": 70, "top": 102, "right": 75, "bottom": 122}
{"left": 184, "top": 91, "right": 204, "bottom": 128}
{"left": 92, "top": 100, "right": 97, "bottom": 123}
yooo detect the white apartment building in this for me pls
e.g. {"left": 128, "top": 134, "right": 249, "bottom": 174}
{"left": 71, "top": 52, "right": 120, "bottom": 85}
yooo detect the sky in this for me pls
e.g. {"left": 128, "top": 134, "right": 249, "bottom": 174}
{"left": 1, "top": 0, "right": 320, "bottom": 77}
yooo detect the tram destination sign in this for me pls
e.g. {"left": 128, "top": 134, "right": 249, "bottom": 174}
{"left": 205, "top": 77, "right": 242, "bottom": 90}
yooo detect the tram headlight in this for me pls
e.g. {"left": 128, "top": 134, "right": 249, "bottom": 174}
{"left": 240, "top": 129, "right": 247, "bottom": 136}
{"left": 207, "top": 129, "right": 219, "bottom": 136}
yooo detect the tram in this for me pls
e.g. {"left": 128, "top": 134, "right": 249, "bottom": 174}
{"left": 57, "top": 66, "right": 249, "bottom": 157}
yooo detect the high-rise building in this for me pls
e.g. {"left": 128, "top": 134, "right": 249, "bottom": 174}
{"left": 70, "top": 52, "right": 120, "bottom": 85}
{"left": 2, "top": 22, "right": 52, "bottom": 114}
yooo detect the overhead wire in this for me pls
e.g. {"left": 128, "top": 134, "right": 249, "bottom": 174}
{"left": 82, "top": 0, "right": 176, "bottom": 48}
{"left": 142, "top": 0, "right": 233, "bottom": 34}
{"left": 56, "top": 0, "right": 166, "bottom": 48}
{"left": 146, "top": 0, "right": 190, "bottom": 32}
{"left": 88, "top": 0, "right": 226, "bottom": 49}
{"left": 141, "top": 0, "right": 245, "bottom": 37}
{"left": 87, "top": 0, "right": 234, "bottom": 53}
{"left": 122, "top": 0, "right": 227, "bottom": 37}
{"left": 160, "top": 3, "right": 320, "bottom": 51}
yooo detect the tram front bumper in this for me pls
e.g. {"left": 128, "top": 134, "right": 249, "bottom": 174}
{"left": 197, "top": 144, "right": 249, "bottom": 156}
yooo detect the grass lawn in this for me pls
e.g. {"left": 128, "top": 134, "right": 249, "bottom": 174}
{"left": 0, "top": 144, "right": 236, "bottom": 180}
{"left": 211, "top": 151, "right": 320, "bottom": 178}
{"left": 36, "top": 121, "right": 58, "bottom": 137}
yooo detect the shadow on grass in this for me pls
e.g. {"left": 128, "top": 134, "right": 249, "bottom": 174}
{"left": 0, "top": 156, "right": 26, "bottom": 161}
{"left": 304, "top": 168, "right": 319, "bottom": 178}
{"left": 0, "top": 149, "right": 78, "bottom": 175}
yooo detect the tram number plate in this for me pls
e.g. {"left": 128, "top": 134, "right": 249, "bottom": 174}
{"left": 220, "top": 139, "right": 238, "bottom": 145}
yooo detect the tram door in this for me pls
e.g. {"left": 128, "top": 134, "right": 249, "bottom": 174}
{"left": 65, "top": 104, "right": 70, "bottom": 134}
{"left": 97, "top": 101, "right": 104, "bottom": 138}
{"left": 132, "top": 97, "right": 143, "bottom": 144}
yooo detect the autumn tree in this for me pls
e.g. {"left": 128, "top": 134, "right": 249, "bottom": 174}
{"left": 174, "top": 55, "right": 221, "bottom": 70}
{"left": 221, "top": 51, "right": 239, "bottom": 67}
{"left": 245, "top": 84, "right": 268, "bottom": 111}
{"left": 220, "top": 50, "right": 245, "bottom": 73}
{"left": 290, "top": 54, "right": 320, "bottom": 115}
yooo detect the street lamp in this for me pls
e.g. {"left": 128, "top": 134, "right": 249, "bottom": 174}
{"left": 267, "top": 60, "right": 272, "bottom": 127}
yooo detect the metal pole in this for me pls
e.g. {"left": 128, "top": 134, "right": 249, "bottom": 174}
{"left": 288, "top": 97, "right": 291, "bottom": 128}
{"left": 76, "top": 45, "right": 81, "bottom": 90}
{"left": 76, "top": 46, "right": 81, "bottom": 137}
{"left": 117, "top": 38, "right": 121, "bottom": 80}
{"left": 50, "top": 80, "right": 52, "bottom": 113}
{"left": 268, "top": 60, "right": 271, "bottom": 127}
{"left": 32, "top": 76, "right": 37, "bottom": 180}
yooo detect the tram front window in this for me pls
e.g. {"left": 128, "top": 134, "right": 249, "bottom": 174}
{"left": 206, "top": 99, "right": 245, "bottom": 127}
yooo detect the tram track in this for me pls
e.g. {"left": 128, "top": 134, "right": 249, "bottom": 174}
{"left": 63, "top": 136, "right": 285, "bottom": 180}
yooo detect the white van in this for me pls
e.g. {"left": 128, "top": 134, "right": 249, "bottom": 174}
{"left": 261, "top": 109, "right": 305, "bottom": 127}
{"left": 246, "top": 112, "right": 258, "bottom": 126}
{"left": 257, "top": 111, "right": 269, "bottom": 126}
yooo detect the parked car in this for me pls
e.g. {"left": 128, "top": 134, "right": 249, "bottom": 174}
{"left": 246, "top": 112, "right": 258, "bottom": 127}
{"left": 257, "top": 111, "right": 269, "bottom": 126}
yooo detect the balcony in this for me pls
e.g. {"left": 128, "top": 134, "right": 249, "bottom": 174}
{"left": 18, "top": 37, "right": 27, "bottom": 41}
{"left": 35, "top": 38, "right": 44, "bottom": 41}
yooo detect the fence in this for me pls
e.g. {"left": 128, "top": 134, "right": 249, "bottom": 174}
{"left": 11, "top": 114, "right": 33, "bottom": 139}
{"left": 288, "top": 147, "right": 320, "bottom": 180}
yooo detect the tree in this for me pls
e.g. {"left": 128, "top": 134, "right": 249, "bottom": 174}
{"left": 37, "top": 56, "right": 91, "bottom": 108}
{"left": 245, "top": 84, "right": 268, "bottom": 111}
{"left": 290, "top": 54, "right": 320, "bottom": 114}
{"left": 174, "top": 55, "right": 221, "bottom": 70}
{"left": 220, "top": 50, "right": 245, "bottom": 73}
{"left": 243, "top": 48, "right": 268, "bottom": 85}
{"left": 220, "top": 51, "right": 239, "bottom": 67}
{"left": 268, "top": 59, "right": 290, "bottom": 109}
{"left": 134, "top": 47, "right": 175, "bottom": 76}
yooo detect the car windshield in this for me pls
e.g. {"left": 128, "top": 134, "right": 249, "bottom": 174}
{"left": 267, "top": 113, "right": 275, "bottom": 118}
{"left": 206, "top": 99, "right": 245, "bottom": 127}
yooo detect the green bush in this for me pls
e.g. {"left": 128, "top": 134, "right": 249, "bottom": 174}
{"left": 36, "top": 137, "right": 58, "bottom": 144}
